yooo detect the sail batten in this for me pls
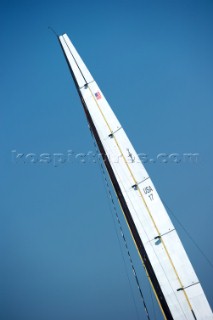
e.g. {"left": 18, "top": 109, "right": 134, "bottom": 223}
{"left": 58, "top": 33, "right": 213, "bottom": 320}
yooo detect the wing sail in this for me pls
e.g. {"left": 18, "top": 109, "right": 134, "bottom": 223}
{"left": 58, "top": 33, "right": 213, "bottom": 320}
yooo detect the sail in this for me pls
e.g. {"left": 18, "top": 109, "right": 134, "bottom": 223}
{"left": 58, "top": 33, "right": 213, "bottom": 320}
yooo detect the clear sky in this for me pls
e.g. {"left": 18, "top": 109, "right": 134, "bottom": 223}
{"left": 1, "top": 0, "right": 213, "bottom": 319}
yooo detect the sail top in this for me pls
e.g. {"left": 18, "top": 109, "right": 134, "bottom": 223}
{"left": 59, "top": 34, "right": 93, "bottom": 88}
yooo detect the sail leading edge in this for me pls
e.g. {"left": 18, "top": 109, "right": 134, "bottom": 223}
{"left": 58, "top": 33, "right": 213, "bottom": 320}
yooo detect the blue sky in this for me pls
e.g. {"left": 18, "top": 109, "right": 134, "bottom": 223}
{"left": 1, "top": 0, "right": 213, "bottom": 319}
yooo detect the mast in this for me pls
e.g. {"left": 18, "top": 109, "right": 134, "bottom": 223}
{"left": 57, "top": 33, "right": 213, "bottom": 320}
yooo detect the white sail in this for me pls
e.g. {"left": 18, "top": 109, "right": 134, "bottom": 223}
{"left": 58, "top": 33, "right": 213, "bottom": 320}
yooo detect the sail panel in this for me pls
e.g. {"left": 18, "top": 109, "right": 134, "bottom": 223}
{"left": 186, "top": 285, "right": 213, "bottom": 319}
{"left": 145, "top": 240, "right": 196, "bottom": 320}
{"left": 81, "top": 81, "right": 150, "bottom": 182}
{"left": 162, "top": 231, "right": 198, "bottom": 286}
{"left": 137, "top": 177, "right": 174, "bottom": 235}
{"left": 86, "top": 81, "right": 122, "bottom": 135}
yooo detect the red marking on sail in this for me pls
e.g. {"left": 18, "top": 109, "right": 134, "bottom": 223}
{"left": 95, "top": 92, "right": 102, "bottom": 100}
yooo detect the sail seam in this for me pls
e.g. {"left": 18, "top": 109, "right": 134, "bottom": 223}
{"left": 62, "top": 35, "right": 88, "bottom": 85}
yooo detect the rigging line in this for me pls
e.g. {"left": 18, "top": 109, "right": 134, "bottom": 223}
{"left": 90, "top": 133, "right": 141, "bottom": 320}
{"left": 162, "top": 199, "right": 213, "bottom": 269}
{"left": 149, "top": 284, "right": 157, "bottom": 320}
{"left": 48, "top": 26, "right": 58, "bottom": 37}
{"left": 90, "top": 129, "right": 151, "bottom": 320}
